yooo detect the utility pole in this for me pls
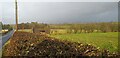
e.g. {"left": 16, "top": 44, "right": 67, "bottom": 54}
{"left": 15, "top": 0, "right": 18, "bottom": 31}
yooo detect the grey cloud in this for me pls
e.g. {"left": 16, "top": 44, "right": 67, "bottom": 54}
{"left": 2, "top": 2, "right": 118, "bottom": 24}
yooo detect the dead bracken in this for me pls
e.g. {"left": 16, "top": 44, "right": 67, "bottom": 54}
{"left": 2, "top": 32, "right": 119, "bottom": 58}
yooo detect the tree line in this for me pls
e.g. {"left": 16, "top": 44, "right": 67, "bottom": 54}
{"left": 49, "top": 22, "right": 119, "bottom": 33}
{"left": 17, "top": 22, "right": 119, "bottom": 33}
{"left": 69, "top": 22, "right": 119, "bottom": 33}
{"left": 17, "top": 22, "right": 49, "bottom": 29}
{"left": 0, "top": 22, "right": 13, "bottom": 31}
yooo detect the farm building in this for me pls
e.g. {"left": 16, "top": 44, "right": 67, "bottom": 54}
{"left": 33, "top": 28, "right": 50, "bottom": 34}
{"left": 2, "top": 29, "right": 8, "bottom": 32}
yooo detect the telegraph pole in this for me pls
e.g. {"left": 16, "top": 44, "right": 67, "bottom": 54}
{"left": 15, "top": 0, "right": 18, "bottom": 31}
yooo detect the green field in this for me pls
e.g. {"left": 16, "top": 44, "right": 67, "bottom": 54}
{"left": 51, "top": 32, "right": 118, "bottom": 52}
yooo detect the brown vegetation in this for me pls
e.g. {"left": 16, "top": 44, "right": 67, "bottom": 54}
{"left": 2, "top": 32, "right": 119, "bottom": 57}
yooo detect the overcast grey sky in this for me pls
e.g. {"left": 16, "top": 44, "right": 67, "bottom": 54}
{"left": 1, "top": 0, "right": 119, "bottom": 2}
{"left": 1, "top": 1, "right": 118, "bottom": 24}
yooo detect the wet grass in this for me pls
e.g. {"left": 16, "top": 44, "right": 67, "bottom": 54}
{"left": 51, "top": 32, "right": 118, "bottom": 52}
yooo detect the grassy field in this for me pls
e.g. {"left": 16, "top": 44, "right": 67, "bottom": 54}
{"left": 51, "top": 32, "right": 118, "bottom": 52}
{"left": 18, "top": 29, "right": 33, "bottom": 33}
